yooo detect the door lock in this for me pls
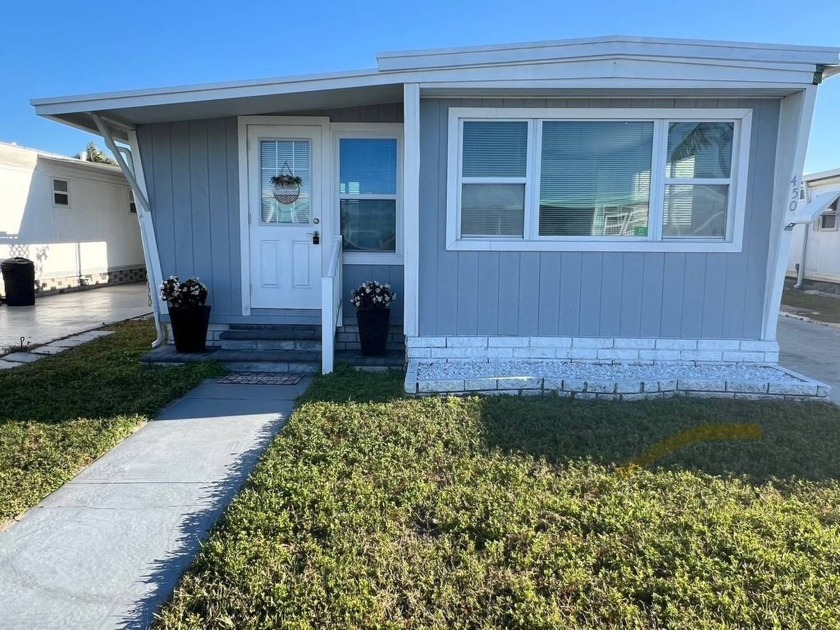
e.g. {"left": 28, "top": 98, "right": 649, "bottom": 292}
{"left": 311, "top": 230, "right": 320, "bottom": 245}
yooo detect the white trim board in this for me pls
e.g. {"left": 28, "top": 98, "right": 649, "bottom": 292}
{"left": 402, "top": 84, "right": 421, "bottom": 337}
{"left": 762, "top": 87, "right": 818, "bottom": 342}
{"left": 330, "top": 123, "right": 405, "bottom": 266}
{"left": 445, "top": 107, "right": 752, "bottom": 253}
{"left": 237, "top": 116, "right": 332, "bottom": 316}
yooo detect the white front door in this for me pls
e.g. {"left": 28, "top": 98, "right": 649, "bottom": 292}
{"left": 248, "top": 124, "right": 323, "bottom": 309}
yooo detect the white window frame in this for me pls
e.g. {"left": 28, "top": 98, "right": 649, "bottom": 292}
{"left": 332, "top": 123, "right": 404, "bottom": 265}
{"left": 446, "top": 107, "right": 752, "bottom": 253}
{"left": 52, "top": 178, "right": 70, "bottom": 208}
{"left": 817, "top": 200, "right": 838, "bottom": 231}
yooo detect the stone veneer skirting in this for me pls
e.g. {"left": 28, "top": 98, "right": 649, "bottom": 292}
{"left": 406, "top": 336, "right": 780, "bottom": 364}
{"left": 31, "top": 266, "right": 147, "bottom": 297}
{"left": 405, "top": 362, "right": 829, "bottom": 401}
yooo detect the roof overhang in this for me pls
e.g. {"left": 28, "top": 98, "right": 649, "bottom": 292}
{"left": 32, "top": 35, "right": 840, "bottom": 141}
{"left": 787, "top": 190, "right": 840, "bottom": 228}
{"left": 805, "top": 167, "right": 840, "bottom": 186}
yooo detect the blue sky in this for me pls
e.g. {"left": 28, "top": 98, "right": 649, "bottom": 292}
{"left": 2, "top": 0, "right": 838, "bottom": 173}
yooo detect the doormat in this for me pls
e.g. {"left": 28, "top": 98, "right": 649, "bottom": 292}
{"left": 218, "top": 372, "right": 304, "bottom": 385}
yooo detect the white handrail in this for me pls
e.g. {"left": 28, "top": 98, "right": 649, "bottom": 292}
{"left": 321, "top": 236, "right": 343, "bottom": 374}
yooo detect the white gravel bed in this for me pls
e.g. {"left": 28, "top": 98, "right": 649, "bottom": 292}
{"left": 416, "top": 360, "right": 801, "bottom": 383}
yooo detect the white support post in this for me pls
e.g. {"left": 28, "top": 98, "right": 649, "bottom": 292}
{"left": 321, "top": 277, "right": 334, "bottom": 374}
{"left": 91, "top": 113, "right": 166, "bottom": 348}
{"left": 403, "top": 83, "right": 421, "bottom": 337}
{"left": 762, "top": 86, "right": 818, "bottom": 342}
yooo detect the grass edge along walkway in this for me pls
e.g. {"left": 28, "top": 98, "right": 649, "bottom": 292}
{"left": 0, "top": 319, "right": 225, "bottom": 526}
{"left": 156, "top": 366, "right": 840, "bottom": 629}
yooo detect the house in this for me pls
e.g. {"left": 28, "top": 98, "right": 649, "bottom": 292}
{"left": 787, "top": 168, "right": 840, "bottom": 292}
{"left": 31, "top": 36, "right": 840, "bottom": 394}
{"left": 0, "top": 142, "right": 145, "bottom": 296}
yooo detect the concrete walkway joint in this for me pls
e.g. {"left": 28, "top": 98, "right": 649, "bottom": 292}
{"left": 0, "top": 377, "right": 309, "bottom": 630}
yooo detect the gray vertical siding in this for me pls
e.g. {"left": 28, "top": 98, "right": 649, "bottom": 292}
{"left": 136, "top": 104, "right": 405, "bottom": 326}
{"left": 418, "top": 97, "right": 780, "bottom": 339}
{"left": 138, "top": 118, "right": 243, "bottom": 319}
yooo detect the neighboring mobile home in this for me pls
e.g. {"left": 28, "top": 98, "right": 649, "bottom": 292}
{"left": 787, "top": 168, "right": 840, "bottom": 291}
{"left": 0, "top": 143, "right": 145, "bottom": 296}
{"left": 32, "top": 36, "right": 840, "bottom": 386}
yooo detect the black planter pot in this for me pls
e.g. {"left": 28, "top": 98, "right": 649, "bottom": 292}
{"left": 169, "top": 305, "right": 211, "bottom": 353}
{"left": 356, "top": 308, "right": 391, "bottom": 356}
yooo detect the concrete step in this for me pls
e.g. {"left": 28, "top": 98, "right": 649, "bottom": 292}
{"left": 223, "top": 360, "right": 320, "bottom": 374}
{"left": 220, "top": 328, "right": 321, "bottom": 342}
{"left": 218, "top": 338, "right": 322, "bottom": 351}
{"left": 140, "top": 345, "right": 321, "bottom": 373}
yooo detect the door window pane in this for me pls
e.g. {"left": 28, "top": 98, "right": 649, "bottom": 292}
{"left": 260, "top": 140, "right": 311, "bottom": 224}
{"left": 339, "top": 139, "right": 397, "bottom": 195}
{"left": 663, "top": 184, "right": 728, "bottom": 238}
{"left": 539, "top": 121, "right": 653, "bottom": 237}
{"left": 667, "top": 122, "right": 734, "bottom": 179}
{"left": 461, "top": 184, "right": 525, "bottom": 237}
{"left": 340, "top": 199, "right": 397, "bottom": 252}
{"left": 462, "top": 121, "right": 528, "bottom": 177}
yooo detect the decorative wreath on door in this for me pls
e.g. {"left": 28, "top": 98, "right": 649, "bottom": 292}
{"left": 270, "top": 162, "right": 302, "bottom": 205}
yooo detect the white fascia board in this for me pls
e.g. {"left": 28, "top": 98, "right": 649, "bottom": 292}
{"left": 786, "top": 190, "right": 840, "bottom": 226}
{"left": 805, "top": 167, "right": 840, "bottom": 184}
{"left": 377, "top": 35, "right": 840, "bottom": 72}
{"left": 33, "top": 50, "right": 832, "bottom": 120}
{"left": 415, "top": 58, "right": 819, "bottom": 87}
{"left": 37, "top": 154, "right": 122, "bottom": 176}
{"left": 31, "top": 68, "right": 386, "bottom": 116}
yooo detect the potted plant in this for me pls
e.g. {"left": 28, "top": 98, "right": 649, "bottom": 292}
{"left": 270, "top": 173, "right": 303, "bottom": 205}
{"left": 351, "top": 280, "right": 396, "bottom": 356}
{"left": 160, "top": 276, "right": 210, "bottom": 353}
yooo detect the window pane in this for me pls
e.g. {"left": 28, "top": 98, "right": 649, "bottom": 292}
{"left": 461, "top": 184, "right": 524, "bottom": 237}
{"left": 667, "top": 122, "right": 734, "bottom": 179}
{"left": 462, "top": 121, "right": 527, "bottom": 177}
{"left": 54, "top": 193, "right": 69, "bottom": 206}
{"left": 663, "top": 184, "right": 728, "bottom": 238}
{"left": 260, "top": 140, "right": 311, "bottom": 224}
{"left": 53, "top": 179, "right": 68, "bottom": 192}
{"left": 340, "top": 139, "right": 397, "bottom": 195}
{"left": 822, "top": 213, "right": 837, "bottom": 230}
{"left": 539, "top": 121, "right": 652, "bottom": 237}
{"left": 340, "top": 199, "right": 396, "bottom": 252}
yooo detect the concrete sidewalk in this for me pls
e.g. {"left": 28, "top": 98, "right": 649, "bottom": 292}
{"left": 0, "top": 283, "right": 152, "bottom": 351}
{"left": 0, "top": 377, "right": 310, "bottom": 630}
{"left": 778, "top": 316, "right": 840, "bottom": 404}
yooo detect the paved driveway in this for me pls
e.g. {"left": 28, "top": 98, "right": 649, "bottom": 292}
{"left": 0, "top": 284, "right": 152, "bottom": 351}
{"left": 777, "top": 316, "right": 840, "bottom": 404}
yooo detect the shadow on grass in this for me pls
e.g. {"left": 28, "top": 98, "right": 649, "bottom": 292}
{"left": 295, "top": 366, "right": 840, "bottom": 484}
{"left": 477, "top": 394, "right": 840, "bottom": 484}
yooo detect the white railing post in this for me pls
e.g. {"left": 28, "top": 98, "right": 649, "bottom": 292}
{"left": 321, "top": 236, "right": 343, "bottom": 375}
{"left": 321, "top": 276, "right": 334, "bottom": 374}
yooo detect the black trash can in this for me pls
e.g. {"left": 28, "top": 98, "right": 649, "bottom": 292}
{"left": 1, "top": 257, "right": 36, "bottom": 306}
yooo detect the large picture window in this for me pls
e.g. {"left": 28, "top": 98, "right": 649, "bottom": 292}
{"left": 447, "top": 108, "right": 751, "bottom": 253}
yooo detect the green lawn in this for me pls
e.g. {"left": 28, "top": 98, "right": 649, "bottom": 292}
{"left": 0, "top": 319, "right": 224, "bottom": 525}
{"left": 156, "top": 367, "right": 840, "bottom": 629}
{"left": 782, "top": 288, "right": 840, "bottom": 323}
